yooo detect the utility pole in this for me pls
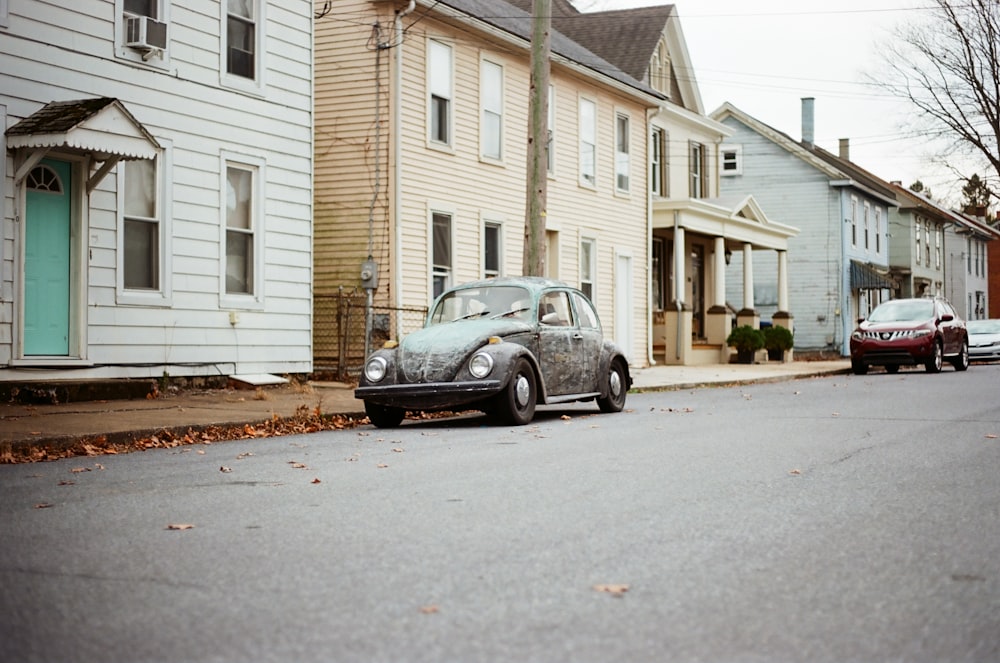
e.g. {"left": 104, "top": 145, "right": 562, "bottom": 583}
{"left": 522, "top": 0, "right": 550, "bottom": 276}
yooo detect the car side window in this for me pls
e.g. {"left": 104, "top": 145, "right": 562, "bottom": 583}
{"left": 573, "top": 293, "right": 600, "bottom": 330}
{"left": 539, "top": 291, "right": 573, "bottom": 326}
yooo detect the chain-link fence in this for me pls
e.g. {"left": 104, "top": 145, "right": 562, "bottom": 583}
{"left": 314, "top": 288, "right": 428, "bottom": 380}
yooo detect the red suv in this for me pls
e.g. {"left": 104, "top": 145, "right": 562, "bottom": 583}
{"left": 850, "top": 298, "right": 969, "bottom": 375}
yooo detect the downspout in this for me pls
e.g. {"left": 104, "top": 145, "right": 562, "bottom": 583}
{"left": 646, "top": 106, "right": 658, "bottom": 366}
{"left": 392, "top": 0, "right": 416, "bottom": 319}
{"left": 674, "top": 211, "right": 683, "bottom": 361}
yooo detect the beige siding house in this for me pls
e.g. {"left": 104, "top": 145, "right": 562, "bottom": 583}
{"left": 314, "top": 0, "right": 663, "bottom": 370}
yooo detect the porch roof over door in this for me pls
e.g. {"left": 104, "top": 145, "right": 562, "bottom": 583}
{"left": 653, "top": 194, "right": 798, "bottom": 250}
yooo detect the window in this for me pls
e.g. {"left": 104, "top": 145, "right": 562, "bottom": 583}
{"left": 118, "top": 0, "right": 169, "bottom": 65}
{"left": 540, "top": 291, "right": 573, "bottom": 326}
{"left": 652, "top": 237, "right": 666, "bottom": 310}
{"left": 863, "top": 201, "right": 871, "bottom": 250}
{"left": 967, "top": 237, "right": 972, "bottom": 273}
{"left": 850, "top": 196, "right": 858, "bottom": 246}
{"left": 429, "top": 39, "right": 453, "bottom": 146}
{"left": 481, "top": 59, "right": 503, "bottom": 160}
{"left": 650, "top": 39, "right": 670, "bottom": 95}
{"left": 432, "top": 212, "right": 452, "bottom": 298}
{"left": 545, "top": 229, "right": 559, "bottom": 278}
{"left": 934, "top": 225, "right": 941, "bottom": 268}
{"left": 875, "top": 208, "right": 882, "bottom": 253}
{"left": 223, "top": 160, "right": 264, "bottom": 306}
{"left": 689, "top": 142, "right": 706, "bottom": 198}
{"left": 615, "top": 113, "right": 630, "bottom": 193}
{"left": 924, "top": 221, "right": 931, "bottom": 266}
{"left": 123, "top": 158, "right": 159, "bottom": 290}
{"left": 580, "top": 238, "right": 595, "bottom": 300}
{"left": 721, "top": 145, "right": 742, "bottom": 176}
{"left": 579, "top": 98, "right": 596, "bottom": 186}
{"left": 574, "top": 292, "right": 600, "bottom": 329}
{"left": 546, "top": 85, "right": 555, "bottom": 174}
{"left": 225, "top": 0, "right": 257, "bottom": 80}
{"left": 0, "top": 0, "right": 8, "bottom": 28}
{"left": 483, "top": 221, "right": 501, "bottom": 278}
{"left": 915, "top": 219, "right": 922, "bottom": 265}
{"left": 651, "top": 128, "right": 668, "bottom": 197}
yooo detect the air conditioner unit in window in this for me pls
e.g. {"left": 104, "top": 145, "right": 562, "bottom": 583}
{"left": 125, "top": 15, "right": 168, "bottom": 52}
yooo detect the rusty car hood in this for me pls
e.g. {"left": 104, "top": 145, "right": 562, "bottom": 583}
{"left": 399, "top": 319, "right": 533, "bottom": 383}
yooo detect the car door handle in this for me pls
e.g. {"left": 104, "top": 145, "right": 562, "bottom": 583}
{"left": 572, "top": 333, "right": 583, "bottom": 341}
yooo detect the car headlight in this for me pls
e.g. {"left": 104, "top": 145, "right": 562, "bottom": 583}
{"left": 851, "top": 331, "right": 863, "bottom": 340}
{"left": 469, "top": 352, "right": 494, "bottom": 379}
{"left": 364, "top": 356, "right": 388, "bottom": 382}
{"left": 912, "top": 329, "right": 932, "bottom": 338}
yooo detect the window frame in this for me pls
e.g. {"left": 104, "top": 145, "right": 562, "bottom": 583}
{"left": 874, "top": 207, "right": 882, "bottom": 253}
{"left": 580, "top": 236, "right": 596, "bottom": 302}
{"left": 0, "top": 0, "right": 8, "bottom": 28}
{"left": 614, "top": 111, "right": 630, "bottom": 194}
{"left": 721, "top": 144, "right": 742, "bottom": 176}
{"left": 480, "top": 57, "right": 504, "bottom": 162}
{"left": 579, "top": 96, "right": 597, "bottom": 188}
{"left": 850, "top": 196, "right": 858, "bottom": 247}
{"left": 428, "top": 38, "right": 454, "bottom": 149}
{"left": 220, "top": 151, "right": 266, "bottom": 310}
{"left": 689, "top": 141, "right": 706, "bottom": 198}
{"left": 115, "top": 0, "right": 171, "bottom": 68}
{"left": 863, "top": 201, "right": 871, "bottom": 250}
{"left": 546, "top": 84, "right": 555, "bottom": 175}
{"left": 482, "top": 217, "right": 502, "bottom": 279}
{"left": 117, "top": 143, "right": 173, "bottom": 306}
{"left": 651, "top": 127, "right": 668, "bottom": 197}
{"left": 915, "top": 218, "right": 922, "bottom": 265}
{"left": 220, "top": 0, "right": 265, "bottom": 93}
{"left": 430, "top": 207, "right": 455, "bottom": 299}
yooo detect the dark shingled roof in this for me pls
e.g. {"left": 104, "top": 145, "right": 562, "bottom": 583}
{"left": 434, "top": 0, "right": 664, "bottom": 100}
{"left": 5, "top": 97, "right": 118, "bottom": 136}
{"left": 805, "top": 143, "right": 898, "bottom": 202}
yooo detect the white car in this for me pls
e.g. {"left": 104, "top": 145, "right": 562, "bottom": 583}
{"left": 967, "top": 319, "right": 1000, "bottom": 362}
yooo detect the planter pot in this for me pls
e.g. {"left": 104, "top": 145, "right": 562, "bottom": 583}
{"left": 767, "top": 348, "right": 784, "bottom": 362}
{"left": 736, "top": 349, "right": 755, "bottom": 364}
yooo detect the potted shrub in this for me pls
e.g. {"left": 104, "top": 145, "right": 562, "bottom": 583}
{"left": 726, "top": 325, "right": 764, "bottom": 364}
{"left": 763, "top": 325, "right": 794, "bottom": 362}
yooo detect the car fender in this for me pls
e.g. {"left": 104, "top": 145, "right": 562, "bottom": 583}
{"left": 467, "top": 341, "right": 547, "bottom": 403}
{"left": 598, "top": 342, "right": 632, "bottom": 396}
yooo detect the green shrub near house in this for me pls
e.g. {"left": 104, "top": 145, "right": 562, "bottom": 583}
{"left": 726, "top": 325, "right": 764, "bottom": 363}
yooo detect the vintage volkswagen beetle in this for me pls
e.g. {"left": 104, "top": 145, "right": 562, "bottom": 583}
{"left": 355, "top": 277, "right": 632, "bottom": 427}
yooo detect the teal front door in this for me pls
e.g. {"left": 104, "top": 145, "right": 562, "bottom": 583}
{"left": 24, "top": 159, "right": 72, "bottom": 356}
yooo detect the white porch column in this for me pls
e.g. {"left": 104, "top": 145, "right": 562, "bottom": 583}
{"left": 777, "top": 250, "right": 789, "bottom": 312}
{"left": 713, "top": 236, "right": 726, "bottom": 307}
{"left": 742, "top": 242, "right": 754, "bottom": 311}
{"left": 674, "top": 225, "right": 686, "bottom": 304}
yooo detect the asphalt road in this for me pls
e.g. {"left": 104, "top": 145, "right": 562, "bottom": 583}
{"left": 2, "top": 364, "right": 999, "bottom": 663}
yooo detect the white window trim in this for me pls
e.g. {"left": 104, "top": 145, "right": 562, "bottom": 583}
{"left": 547, "top": 84, "right": 556, "bottom": 176}
{"left": 220, "top": 151, "right": 266, "bottom": 310}
{"left": 580, "top": 235, "right": 597, "bottom": 301}
{"left": 0, "top": 104, "right": 5, "bottom": 270}
{"left": 0, "top": 0, "right": 9, "bottom": 28}
{"left": 863, "top": 201, "right": 871, "bottom": 250}
{"left": 614, "top": 110, "right": 630, "bottom": 195}
{"left": 850, "top": 195, "right": 859, "bottom": 247}
{"left": 428, "top": 202, "right": 456, "bottom": 299}
{"left": 721, "top": 144, "right": 742, "bottom": 176}
{"left": 579, "top": 96, "right": 597, "bottom": 189}
{"left": 116, "top": 139, "right": 173, "bottom": 306}
{"left": 114, "top": 0, "right": 171, "bottom": 69}
{"left": 427, "top": 38, "right": 455, "bottom": 152}
{"left": 219, "top": 0, "right": 266, "bottom": 95}
{"left": 874, "top": 207, "right": 882, "bottom": 253}
{"left": 482, "top": 213, "right": 504, "bottom": 278}
{"left": 480, "top": 56, "right": 504, "bottom": 163}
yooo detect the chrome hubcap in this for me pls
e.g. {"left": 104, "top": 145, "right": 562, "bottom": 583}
{"left": 609, "top": 370, "right": 622, "bottom": 397}
{"left": 514, "top": 374, "right": 531, "bottom": 407}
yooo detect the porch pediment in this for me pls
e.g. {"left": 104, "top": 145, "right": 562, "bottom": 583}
{"left": 652, "top": 194, "right": 798, "bottom": 251}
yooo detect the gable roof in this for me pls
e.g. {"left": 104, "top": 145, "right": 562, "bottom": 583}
{"left": 892, "top": 184, "right": 1000, "bottom": 240}
{"left": 712, "top": 101, "right": 898, "bottom": 206}
{"left": 432, "top": 0, "right": 664, "bottom": 102}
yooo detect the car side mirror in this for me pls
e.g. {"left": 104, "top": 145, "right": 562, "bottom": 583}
{"left": 940, "top": 314, "right": 954, "bottom": 323}
{"left": 541, "top": 312, "right": 560, "bottom": 325}
{"left": 857, "top": 317, "right": 865, "bottom": 324}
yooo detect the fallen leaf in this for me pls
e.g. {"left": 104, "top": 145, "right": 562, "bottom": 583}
{"left": 789, "top": 469, "right": 802, "bottom": 475}
{"left": 392, "top": 448, "right": 404, "bottom": 453}
{"left": 58, "top": 480, "right": 75, "bottom": 486}
{"left": 986, "top": 434, "right": 997, "bottom": 439}
{"left": 289, "top": 462, "right": 308, "bottom": 469}
{"left": 70, "top": 467, "right": 91, "bottom": 474}
{"left": 34, "top": 503, "right": 55, "bottom": 509}
{"left": 593, "top": 584, "right": 629, "bottom": 596}
{"left": 166, "top": 523, "right": 194, "bottom": 530}
{"left": 377, "top": 463, "right": 389, "bottom": 469}
{"left": 220, "top": 466, "right": 233, "bottom": 473}
{"left": 311, "top": 478, "right": 321, "bottom": 484}
{"left": 832, "top": 412, "right": 840, "bottom": 417}
{"left": 197, "top": 450, "right": 206, "bottom": 455}
{"left": 419, "top": 605, "right": 440, "bottom": 614}
{"left": 560, "top": 415, "right": 572, "bottom": 420}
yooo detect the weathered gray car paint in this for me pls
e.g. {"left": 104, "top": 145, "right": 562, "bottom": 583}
{"left": 355, "top": 276, "right": 631, "bottom": 416}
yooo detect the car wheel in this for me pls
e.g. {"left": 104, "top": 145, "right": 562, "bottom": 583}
{"left": 951, "top": 339, "right": 970, "bottom": 371}
{"left": 365, "top": 402, "right": 405, "bottom": 428}
{"left": 885, "top": 364, "right": 900, "bottom": 374}
{"left": 925, "top": 341, "right": 943, "bottom": 373}
{"left": 496, "top": 357, "right": 536, "bottom": 425}
{"left": 851, "top": 358, "right": 867, "bottom": 375}
{"left": 597, "top": 359, "right": 628, "bottom": 413}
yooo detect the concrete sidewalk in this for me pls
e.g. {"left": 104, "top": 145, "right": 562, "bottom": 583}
{"left": 0, "top": 360, "right": 851, "bottom": 460}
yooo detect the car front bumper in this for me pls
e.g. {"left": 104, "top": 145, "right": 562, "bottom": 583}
{"left": 355, "top": 380, "right": 504, "bottom": 410}
{"left": 850, "top": 336, "right": 936, "bottom": 366}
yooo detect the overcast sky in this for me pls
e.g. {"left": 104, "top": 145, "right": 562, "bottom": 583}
{"left": 578, "top": 0, "right": 968, "bottom": 203}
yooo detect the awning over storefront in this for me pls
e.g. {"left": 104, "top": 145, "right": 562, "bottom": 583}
{"left": 6, "top": 97, "right": 160, "bottom": 192}
{"left": 850, "top": 260, "right": 894, "bottom": 290}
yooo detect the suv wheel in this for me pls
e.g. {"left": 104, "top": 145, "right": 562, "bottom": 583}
{"left": 851, "top": 358, "right": 867, "bottom": 375}
{"left": 925, "top": 341, "right": 943, "bottom": 373}
{"left": 951, "top": 339, "right": 970, "bottom": 371}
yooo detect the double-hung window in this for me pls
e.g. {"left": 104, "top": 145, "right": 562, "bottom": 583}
{"left": 123, "top": 158, "right": 160, "bottom": 291}
{"left": 483, "top": 221, "right": 501, "bottom": 278}
{"left": 580, "top": 238, "right": 596, "bottom": 301}
{"left": 651, "top": 128, "right": 668, "bottom": 197}
{"left": 689, "top": 142, "right": 705, "bottom": 198}
{"left": 481, "top": 59, "right": 503, "bottom": 160}
{"left": 863, "top": 201, "right": 871, "bottom": 250}
{"left": 721, "top": 145, "right": 742, "bottom": 176}
{"left": 615, "top": 113, "right": 630, "bottom": 193}
{"left": 429, "top": 39, "right": 453, "bottom": 146}
{"left": 579, "top": 98, "right": 596, "bottom": 186}
{"left": 874, "top": 208, "right": 882, "bottom": 253}
{"left": 223, "top": 157, "right": 264, "bottom": 304}
{"left": 915, "top": 219, "right": 922, "bottom": 265}
{"left": 934, "top": 226, "right": 942, "bottom": 268}
{"left": 432, "top": 212, "right": 452, "bottom": 298}
{"left": 224, "top": 0, "right": 261, "bottom": 84}
{"left": 850, "top": 197, "right": 858, "bottom": 246}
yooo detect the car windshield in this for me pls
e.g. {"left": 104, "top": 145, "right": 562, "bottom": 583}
{"left": 428, "top": 286, "right": 533, "bottom": 325}
{"left": 967, "top": 319, "right": 1000, "bottom": 334}
{"left": 868, "top": 300, "right": 935, "bottom": 323}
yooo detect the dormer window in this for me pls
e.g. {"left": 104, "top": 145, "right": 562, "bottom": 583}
{"left": 650, "top": 39, "right": 670, "bottom": 97}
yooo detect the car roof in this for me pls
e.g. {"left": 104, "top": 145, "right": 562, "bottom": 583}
{"left": 446, "top": 276, "right": 578, "bottom": 295}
